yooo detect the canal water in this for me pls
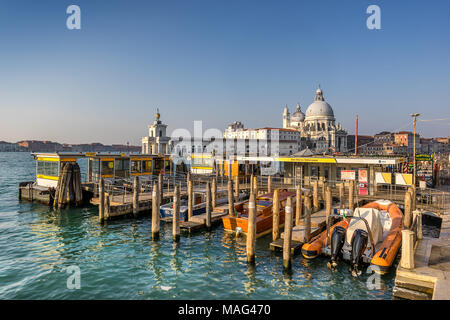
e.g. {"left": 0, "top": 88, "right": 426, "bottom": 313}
{"left": 0, "top": 152, "right": 395, "bottom": 299}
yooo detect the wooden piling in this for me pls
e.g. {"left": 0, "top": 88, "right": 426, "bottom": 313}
{"left": 304, "top": 193, "right": 312, "bottom": 243}
{"left": 283, "top": 197, "right": 293, "bottom": 269}
{"left": 313, "top": 181, "right": 319, "bottom": 212}
{"left": 152, "top": 182, "right": 160, "bottom": 241}
{"left": 212, "top": 177, "right": 217, "bottom": 209}
{"left": 272, "top": 189, "right": 280, "bottom": 241}
{"left": 104, "top": 193, "right": 110, "bottom": 220}
{"left": 414, "top": 210, "right": 423, "bottom": 240}
{"left": 132, "top": 176, "right": 140, "bottom": 218}
{"left": 400, "top": 229, "right": 414, "bottom": 269}
{"left": 348, "top": 180, "right": 354, "bottom": 210}
{"left": 205, "top": 181, "right": 212, "bottom": 229}
{"left": 187, "top": 179, "right": 193, "bottom": 221}
{"left": 339, "top": 182, "right": 345, "bottom": 209}
{"left": 227, "top": 180, "right": 234, "bottom": 216}
{"left": 253, "top": 175, "right": 258, "bottom": 196}
{"left": 267, "top": 175, "right": 272, "bottom": 193}
{"left": 173, "top": 185, "right": 180, "bottom": 242}
{"left": 325, "top": 187, "right": 332, "bottom": 244}
{"left": 158, "top": 173, "right": 163, "bottom": 205}
{"left": 99, "top": 178, "right": 105, "bottom": 223}
{"left": 404, "top": 190, "right": 412, "bottom": 229}
{"left": 234, "top": 175, "right": 239, "bottom": 200}
{"left": 295, "top": 185, "right": 302, "bottom": 226}
{"left": 247, "top": 192, "right": 256, "bottom": 264}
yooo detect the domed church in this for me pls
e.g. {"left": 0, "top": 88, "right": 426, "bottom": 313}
{"left": 283, "top": 86, "right": 347, "bottom": 153}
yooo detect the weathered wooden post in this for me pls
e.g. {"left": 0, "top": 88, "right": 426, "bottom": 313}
{"left": 283, "top": 197, "right": 293, "bottom": 269}
{"left": 404, "top": 190, "right": 412, "bottom": 229}
{"left": 322, "top": 180, "right": 328, "bottom": 202}
{"left": 173, "top": 185, "right": 180, "bottom": 242}
{"left": 212, "top": 177, "right": 217, "bottom": 209}
{"left": 400, "top": 229, "right": 414, "bottom": 269}
{"left": 132, "top": 176, "right": 140, "bottom": 218}
{"left": 348, "top": 180, "right": 354, "bottom": 210}
{"left": 414, "top": 210, "right": 423, "bottom": 240}
{"left": 267, "top": 175, "right": 272, "bottom": 193}
{"left": 152, "top": 182, "right": 160, "bottom": 241}
{"left": 99, "top": 178, "right": 105, "bottom": 223}
{"left": 234, "top": 175, "right": 240, "bottom": 200}
{"left": 313, "top": 181, "right": 319, "bottom": 212}
{"left": 205, "top": 181, "right": 212, "bottom": 229}
{"left": 187, "top": 179, "right": 193, "bottom": 221}
{"left": 250, "top": 174, "right": 254, "bottom": 193}
{"left": 104, "top": 193, "right": 110, "bottom": 220}
{"left": 326, "top": 186, "right": 332, "bottom": 243}
{"left": 304, "top": 193, "right": 312, "bottom": 243}
{"left": 247, "top": 192, "right": 256, "bottom": 264}
{"left": 158, "top": 173, "right": 163, "bottom": 205}
{"left": 295, "top": 184, "right": 302, "bottom": 226}
{"left": 339, "top": 182, "right": 345, "bottom": 209}
{"left": 253, "top": 175, "right": 258, "bottom": 196}
{"left": 272, "top": 189, "right": 280, "bottom": 241}
{"left": 227, "top": 180, "right": 234, "bottom": 216}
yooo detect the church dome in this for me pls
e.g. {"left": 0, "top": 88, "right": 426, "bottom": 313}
{"left": 291, "top": 103, "right": 305, "bottom": 122}
{"left": 305, "top": 86, "right": 334, "bottom": 118}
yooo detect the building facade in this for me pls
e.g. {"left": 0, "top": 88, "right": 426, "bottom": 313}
{"left": 282, "top": 86, "right": 348, "bottom": 153}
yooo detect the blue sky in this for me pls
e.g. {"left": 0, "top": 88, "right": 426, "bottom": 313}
{"left": 0, "top": 0, "right": 449, "bottom": 145}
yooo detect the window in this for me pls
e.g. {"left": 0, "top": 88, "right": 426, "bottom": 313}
{"left": 101, "top": 160, "right": 114, "bottom": 176}
{"left": 37, "top": 161, "right": 59, "bottom": 177}
{"left": 143, "top": 160, "right": 152, "bottom": 173}
{"left": 131, "top": 160, "right": 142, "bottom": 173}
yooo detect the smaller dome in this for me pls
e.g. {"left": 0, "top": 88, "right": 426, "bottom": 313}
{"left": 291, "top": 103, "right": 305, "bottom": 122}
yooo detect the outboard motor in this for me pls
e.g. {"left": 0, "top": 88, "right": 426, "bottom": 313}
{"left": 327, "top": 226, "right": 346, "bottom": 272}
{"left": 349, "top": 229, "right": 368, "bottom": 277}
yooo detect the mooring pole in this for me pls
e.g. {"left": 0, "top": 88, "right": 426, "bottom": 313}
{"left": 205, "top": 181, "right": 212, "bottom": 229}
{"left": 272, "top": 189, "right": 280, "bottom": 241}
{"left": 283, "top": 197, "right": 293, "bottom": 270}
{"left": 325, "top": 186, "right": 332, "bottom": 245}
{"left": 132, "top": 176, "right": 140, "bottom": 218}
{"left": 313, "top": 181, "right": 319, "bottom": 212}
{"left": 404, "top": 190, "right": 412, "bottom": 229}
{"left": 349, "top": 180, "right": 354, "bottom": 210}
{"left": 212, "top": 177, "right": 217, "bottom": 209}
{"left": 173, "top": 185, "right": 180, "bottom": 242}
{"left": 304, "top": 193, "right": 312, "bottom": 243}
{"left": 247, "top": 191, "right": 256, "bottom": 264}
{"left": 296, "top": 185, "right": 302, "bottom": 226}
{"left": 99, "top": 178, "right": 105, "bottom": 223}
{"left": 227, "top": 180, "right": 234, "bottom": 216}
{"left": 152, "top": 182, "right": 160, "bottom": 241}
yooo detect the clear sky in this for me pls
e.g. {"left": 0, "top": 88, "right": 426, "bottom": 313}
{"left": 0, "top": 0, "right": 449, "bottom": 145}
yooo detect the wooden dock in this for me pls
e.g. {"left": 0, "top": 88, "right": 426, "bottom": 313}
{"left": 270, "top": 205, "right": 336, "bottom": 254}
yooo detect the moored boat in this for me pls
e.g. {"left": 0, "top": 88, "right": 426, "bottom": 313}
{"left": 222, "top": 191, "right": 296, "bottom": 238}
{"left": 160, "top": 189, "right": 248, "bottom": 222}
{"left": 301, "top": 199, "right": 403, "bottom": 276}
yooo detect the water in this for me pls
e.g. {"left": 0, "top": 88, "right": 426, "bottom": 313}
{"left": 0, "top": 152, "right": 395, "bottom": 299}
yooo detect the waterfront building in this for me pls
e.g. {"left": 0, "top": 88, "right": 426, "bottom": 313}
{"left": 141, "top": 109, "right": 171, "bottom": 155}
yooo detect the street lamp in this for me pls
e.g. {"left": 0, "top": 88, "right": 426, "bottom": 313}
{"left": 410, "top": 113, "right": 420, "bottom": 185}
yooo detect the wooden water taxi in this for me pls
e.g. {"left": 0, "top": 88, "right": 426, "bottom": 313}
{"left": 222, "top": 191, "right": 296, "bottom": 238}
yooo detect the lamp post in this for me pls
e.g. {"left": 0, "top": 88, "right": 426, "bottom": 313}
{"left": 410, "top": 113, "right": 420, "bottom": 185}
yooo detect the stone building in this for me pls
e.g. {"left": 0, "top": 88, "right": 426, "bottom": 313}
{"left": 141, "top": 109, "right": 171, "bottom": 154}
{"left": 282, "top": 86, "right": 347, "bottom": 153}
